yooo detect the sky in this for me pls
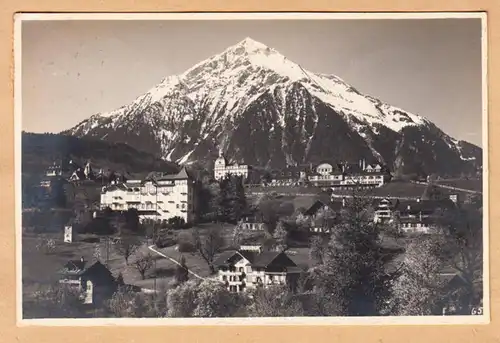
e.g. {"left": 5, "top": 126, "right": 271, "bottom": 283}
{"left": 21, "top": 17, "right": 484, "bottom": 147}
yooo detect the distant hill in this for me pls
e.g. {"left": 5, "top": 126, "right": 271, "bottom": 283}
{"left": 22, "top": 132, "right": 179, "bottom": 177}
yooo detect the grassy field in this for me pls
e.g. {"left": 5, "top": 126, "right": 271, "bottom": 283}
{"left": 22, "top": 232, "right": 180, "bottom": 303}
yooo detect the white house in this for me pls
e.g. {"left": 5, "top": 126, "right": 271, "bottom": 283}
{"left": 213, "top": 246, "right": 303, "bottom": 293}
{"left": 214, "top": 151, "right": 250, "bottom": 181}
{"left": 100, "top": 167, "right": 197, "bottom": 223}
{"left": 308, "top": 160, "right": 390, "bottom": 189}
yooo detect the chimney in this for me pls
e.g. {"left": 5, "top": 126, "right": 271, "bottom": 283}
{"left": 363, "top": 159, "right": 366, "bottom": 170}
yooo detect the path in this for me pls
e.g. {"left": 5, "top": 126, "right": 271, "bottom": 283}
{"left": 411, "top": 181, "right": 482, "bottom": 195}
{"left": 148, "top": 245, "right": 205, "bottom": 280}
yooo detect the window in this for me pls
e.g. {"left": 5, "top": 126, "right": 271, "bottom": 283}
{"left": 176, "top": 204, "right": 179, "bottom": 209}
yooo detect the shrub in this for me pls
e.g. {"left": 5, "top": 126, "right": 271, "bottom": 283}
{"left": 176, "top": 231, "right": 196, "bottom": 253}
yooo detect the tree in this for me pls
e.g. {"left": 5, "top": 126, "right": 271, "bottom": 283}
{"left": 133, "top": 252, "right": 154, "bottom": 280}
{"left": 116, "top": 272, "right": 125, "bottom": 286}
{"left": 192, "top": 279, "right": 243, "bottom": 317}
{"left": 309, "top": 235, "right": 329, "bottom": 265}
{"left": 273, "top": 221, "right": 289, "bottom": 252}
{"left": 36, "top": 237, "right": 56, "bottom": 254}
{"left": 421, "top": 183, "right": 444, "bottom": 201}
{"left": 437, "top": 204, "right": 483, "bottom": 314}
{"left": 258, "top": 199, "right": 280, "bottom": 233}
{"left": 192, "top": 227, "right": 225, "bottom": 274}
{"left": 123, "top": 208, "right": 140, "bottom": 233}
{"left": 389, "top": 237, "right": 447, "bottom": 315}
{"left": 174, "top": 255, "right": 189, "bottom": 285}
{"left": 226, "top": 175, "right": 247, "bottom": 223}
{"left": 93, "top": 245, "right": 102, "bottom": 262}
{"left": 166, "top": 280, "right": 200, "bottom": 317}
{"left": 176, "top": 231, "right": 196, "bottom": 253}
{"left": 231, "top": 220, "right": 245, "bottom": 248}
{"left": 106, "top": 287, "right": 163, "bottom": 318}
{"left": 166, "top": 279, "right": 244, "bottom": 318}
{"left": 310, "top": 193, "right": 394, "bottom": 316}
{"left": 247, "top": 285, "right": 304, "bottom": 317}
{"left": 113, "top": 235, "right": 140, "bottom": 265}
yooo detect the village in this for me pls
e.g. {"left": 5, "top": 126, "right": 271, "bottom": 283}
{"left": 21, "top": 152, "right": 483, "bottom": 318}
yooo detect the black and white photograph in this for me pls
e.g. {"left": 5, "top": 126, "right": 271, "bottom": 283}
{"left": 15, "top": 12, "right": 488, "bottom": 324}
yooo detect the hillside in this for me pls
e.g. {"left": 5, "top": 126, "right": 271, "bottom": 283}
{"left": 22, "top": 132, "right": 179, "bottom": 176}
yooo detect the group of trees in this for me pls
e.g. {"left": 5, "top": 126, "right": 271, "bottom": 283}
{"left": 26, "top": 276, "right": 305, "bottom": 319}
{"left": 198, "top": 175, "right": 247, "bottom": 224}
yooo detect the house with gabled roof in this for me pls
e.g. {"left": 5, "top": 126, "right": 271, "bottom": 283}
{"left": 213, "top": 246, "right": 303, "bottom": 292}
{"left": 58, "top": 257, "right": 116, "bottom": 305}
{"left": 301, "top": 198, "right": 345, "bottom": 233}
{"left": 373, "top": 196, "right": 458, "bottom": 234}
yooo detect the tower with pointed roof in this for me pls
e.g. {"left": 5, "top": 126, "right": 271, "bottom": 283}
{"left": 213, "top": 149, "right": 250, "bottom": 181}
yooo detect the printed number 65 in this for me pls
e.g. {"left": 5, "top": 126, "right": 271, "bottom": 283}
{"left": 471, "top": 307, "right": 483, "bottom": 315}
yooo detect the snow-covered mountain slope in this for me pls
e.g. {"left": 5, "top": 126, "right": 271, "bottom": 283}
{"left": 64, "top": 37, "right": 482, "bottom": 176}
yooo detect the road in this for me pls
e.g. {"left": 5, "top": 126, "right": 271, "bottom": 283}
{"left": 411, "top": 181, "right": 482, "bottom": 195}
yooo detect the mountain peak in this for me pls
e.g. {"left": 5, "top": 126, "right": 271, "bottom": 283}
{"left": 235, "top": 37, "right": 269, "bottom": 51}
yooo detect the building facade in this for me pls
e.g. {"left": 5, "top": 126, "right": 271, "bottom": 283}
{"left": 100, "top": 167, "right": 197, "bottom": 223}
{"left": 58, "top": 258, "right": 116, "bottom": 305}
{"left": 214, "top": 152, "right": 251, "bottom": 181}
{"left": 308, "top": 160, "right": 390, "bottom": 189}
{"left": 214, "top": 246, "right": 302, "bottom": 292}
{"left": 373, "top": 196, "right": 458, "bottom": 234}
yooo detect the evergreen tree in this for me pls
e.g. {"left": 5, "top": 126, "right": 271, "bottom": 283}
{"left": 310, "top": 194, "right": 394, "bottom": 316}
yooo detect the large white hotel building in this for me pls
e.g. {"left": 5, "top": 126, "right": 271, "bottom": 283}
{"left": 99, "top": 167, "right": 197, "bottom": 223}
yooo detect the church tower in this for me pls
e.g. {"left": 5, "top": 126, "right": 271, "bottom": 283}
{"left": 214, "top": 149, "right": 228, "bottom": 180}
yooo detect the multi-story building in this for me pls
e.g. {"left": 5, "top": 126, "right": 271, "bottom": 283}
{"left": 373, "top": 196, "right": 458, "bottom": 233}
{"left": 214, "top": 152, "right": 251, "bottom": 181}
{"left": 100, "top": 167, "right": 197, "bottom": 223}
{"left": 308, "top": 160, "right": 391, "bottom": 189}
{"left": 213, "top": 245, "right": 303, "bottom": 292}
{"left": 46, "top": 162, "right": 63, "bottom": 177}
{"left": 269, "top": 166, "right": 310, "bottom": 186}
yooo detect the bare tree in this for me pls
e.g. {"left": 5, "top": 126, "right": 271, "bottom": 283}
{"left": 273, "top": 221, "right": 288, "bottom": 252}
{"left": 231, "top": 220, "right": 245, "bottom": 248}
{"left": 192, "top": 227, "right": 225, "bottom": 274}
{"left": 36, "top": 237, "right": 56, "bottom": 254}
{"left": 133, "top": 252, "right": 154, "bottom": 280}
{"left": 113, "top": 235, "right": 140, "bottom": 265}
